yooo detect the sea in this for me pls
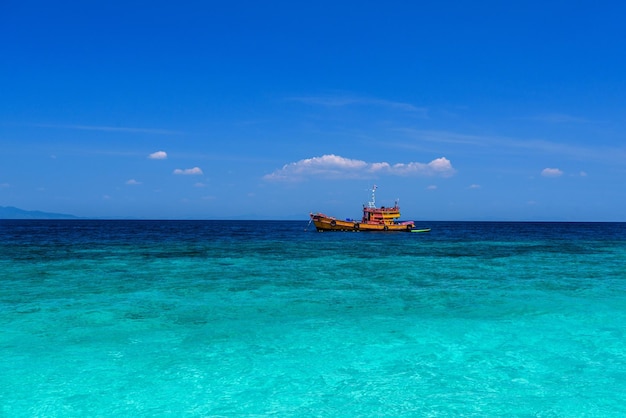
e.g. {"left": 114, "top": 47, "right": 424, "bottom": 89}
{"left": 1, "top": 220, "right": 626, "bottom": 417}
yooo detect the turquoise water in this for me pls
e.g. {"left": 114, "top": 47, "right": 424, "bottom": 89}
{"left": 2, "top": 220, "right": 626, "bottom": 416}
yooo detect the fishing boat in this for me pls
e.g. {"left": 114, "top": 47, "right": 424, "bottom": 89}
{"left": 310, "top": 186, "right": 424, "bottom": 232}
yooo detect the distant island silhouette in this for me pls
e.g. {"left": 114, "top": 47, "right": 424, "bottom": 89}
{"left": 0, "top": 206, "right": 79, "bottom": 219}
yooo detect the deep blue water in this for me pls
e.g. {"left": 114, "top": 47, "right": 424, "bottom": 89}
{"left": 2, "top": 220, "right": 626, "bottom": 416}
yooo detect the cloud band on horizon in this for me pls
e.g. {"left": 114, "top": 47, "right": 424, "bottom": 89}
{"left": 263, "top": 154, "right": 455, "bottom": 181}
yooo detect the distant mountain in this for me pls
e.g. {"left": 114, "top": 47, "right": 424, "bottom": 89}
{"left": 0, "top": 206, "right": 79, "bottom": 219}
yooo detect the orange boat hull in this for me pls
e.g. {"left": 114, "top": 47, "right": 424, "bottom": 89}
{"left": 310, "top": 213, "right": 414, "bottom": 232}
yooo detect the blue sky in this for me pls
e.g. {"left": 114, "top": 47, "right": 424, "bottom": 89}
{"left": 1, "top": 1, "right": 625, "bottom": 220}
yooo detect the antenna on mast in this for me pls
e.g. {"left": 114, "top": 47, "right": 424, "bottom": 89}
{"left": 368, "top": 185, "right": 377, "bottom": 208}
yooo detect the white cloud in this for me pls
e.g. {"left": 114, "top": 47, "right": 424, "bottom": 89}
{"left": 427, "top": 185, "right": 438, "bottom": 190}
{"left": 382, "top": 157, "right": 455, "bottom": 176}
{"left": 148, "top": 151, "right": 167, "bottom": 160}
{"left": 541, "top": 168, "right": 563, "bottom": 177}
{"left": 126, "top": 179, "right": 141, "bottom": 185}
{"left": 468, "top": 184, "right": 481, "bottom": 189}
{"left": 263, "top": 154, "right": 455, "bottom": 181}
{"left": 173, "top": 167, "right": 203, "bottom": 175}
{"left": 0, "top": 183, "right": 10, "bottom": 188}
{"left": 579, "top": 171, "right": 588, "bottom": 177}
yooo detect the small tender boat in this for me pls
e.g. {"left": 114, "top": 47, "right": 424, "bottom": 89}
{"left": 310, "top": 186, "right": 419, "bottom": 232}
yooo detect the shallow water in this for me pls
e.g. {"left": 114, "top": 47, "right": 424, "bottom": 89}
{"left": 2, "top": 220, "right": 626, "bottom": 416}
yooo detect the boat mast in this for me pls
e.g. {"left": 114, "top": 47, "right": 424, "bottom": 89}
{"left": 368, "top": 185, "right": 377, "bottom": 208}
